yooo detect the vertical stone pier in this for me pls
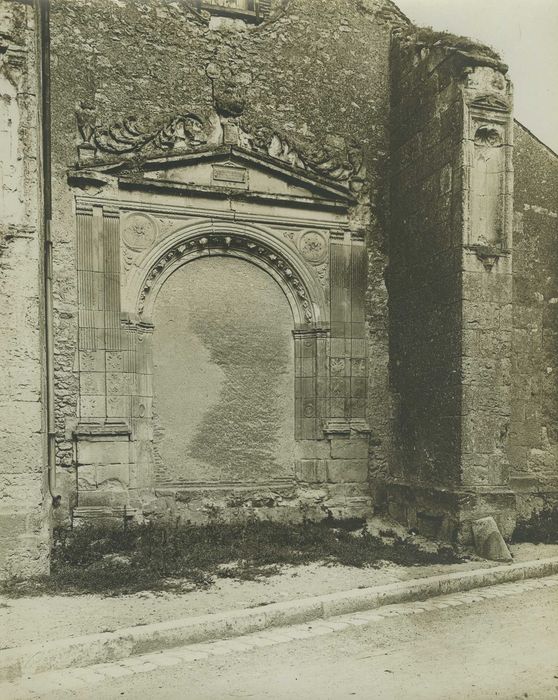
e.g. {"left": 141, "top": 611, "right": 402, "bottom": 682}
{"left": 388, "top": 35, "right": 516, "bottom": 542}
{"left": 74, "top": 204, "right": 135, "bottom": 521}
{"left": 0, "top": 0, "right": 50, "bottom": 576}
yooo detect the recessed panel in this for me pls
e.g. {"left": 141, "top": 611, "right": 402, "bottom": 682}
{"left": 152, "top": 256, "right": 295, "bottom": 484}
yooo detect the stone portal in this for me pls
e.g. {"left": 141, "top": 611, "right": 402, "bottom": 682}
{"left": 152, "top": 256, "right": 296, "bottom": 486}
{"left": 69, "top": 145, "right": 372, "bottom": 525}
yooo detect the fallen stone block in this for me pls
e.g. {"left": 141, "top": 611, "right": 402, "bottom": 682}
{"left": 472, "top": 517, "right": 513, "bottom": 562}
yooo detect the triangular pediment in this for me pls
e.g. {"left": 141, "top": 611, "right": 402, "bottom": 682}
{"left": 68, "top": 146, "right": 356, "bottom": 209}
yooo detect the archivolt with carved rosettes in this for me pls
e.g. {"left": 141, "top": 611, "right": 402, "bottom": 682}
{"left": 138, "top": 234, "right": 315, "bottom": 324}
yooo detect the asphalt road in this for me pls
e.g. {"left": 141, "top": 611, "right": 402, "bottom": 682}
{"left": 36, "top": 583, "right": 558, "bottom": 700}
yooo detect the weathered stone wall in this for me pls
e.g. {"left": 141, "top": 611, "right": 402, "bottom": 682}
{"left": 389, "top": 39, "right": 464, "bottom": 495}
{"left": 47, "top": 0, "right": 409, "bottom": 522}
{"left": 3, "top": 0, "right": 557, "bottom": 552}
{"left": 0, "top": 0, "right": 50, "bottom": 577}
{"left": 510, "top": 123, "right": 558, "bottom": 520}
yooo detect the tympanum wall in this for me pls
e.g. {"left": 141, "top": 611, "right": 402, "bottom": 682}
{"left": 152, "top": 256, "right": 296, "bottom": 486}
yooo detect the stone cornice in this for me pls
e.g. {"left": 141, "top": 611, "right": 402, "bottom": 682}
{"left": 68, "top": 144, "right": 356, "bottom": 208}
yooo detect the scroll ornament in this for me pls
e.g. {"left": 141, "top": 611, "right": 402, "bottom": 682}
{"left": 75, "top": 103, "right": 366, "bottom": 192}
{"left": 76, "top": 102, "right": 207, "bottom": 162}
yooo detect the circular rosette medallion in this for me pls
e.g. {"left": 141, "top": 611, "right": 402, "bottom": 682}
{"left": 122, "top": 213, "right": 157, "bottom": 252}
{"left": 298, "top": 231, "right": 327, "bottom": 265}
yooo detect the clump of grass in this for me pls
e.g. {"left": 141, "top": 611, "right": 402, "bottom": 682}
{"left": 406, "top": 26, "right": 502, "bottom": 62}
{"left": 0, "top": 519, "right": 463, "bottom": 597}
{"left": 513, "top": 506, "right": 558, "bottom": 545}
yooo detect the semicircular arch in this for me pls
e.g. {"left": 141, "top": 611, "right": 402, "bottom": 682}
{"left": 124, "top": 221, "right": 327, "bottom": 327}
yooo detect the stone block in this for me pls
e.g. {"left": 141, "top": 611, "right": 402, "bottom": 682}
{"left": 105, "top": 351, "right": 124, "bottom": 372}
{"left": 77, "top": 464, "right": 97, "bottom": 490}
{"left": 0, "top": 512, "right": 30, "bottom": 547}
{"left": 96, "top": 464, "right": 130, "bottom": 487}
{"left": 77, "top": 439, "right": 130, "bottom": 467}
{"left": 79, "top": 395, "right": 106, "bottom": 418}
{"left": 0, "top": 473, "right": 44, "bottom": 504}
{"left": 295, "top": 460, "right": 327, "bottom": 483}
{"left": 78, "top": 490, "right": 129, "bottom": 508}
{"left": 327, "top": 459, "right": 368, "bottom": 483}
{"left": 0, "top": 510, "right": 50, "bottom": 579}
{"left": 79, "top": 372, "right": 105, "bottom": 395}
{"left": 327, "top": 483, "right": 370, "bottom": 500}
{"left": 472, "top": 516, "right": 512, "bottom": 562}
{"left": 107, "top": 395, "right": 129, "bottom": 419}
{"left": 330, "top": 438, "right": 368, "bottom": 460}
{"left": 0, "top": 431, "right": 44, "bottom": 473}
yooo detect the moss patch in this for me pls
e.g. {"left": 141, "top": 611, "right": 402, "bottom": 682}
{"left": 513, "top": 507, "right": 558, "bottom": 545}
{"left": 1, "top": 519, "right": 464, "bottom": 597}
{"left": 406, "top": 26, "right": 502, "bottom": 62}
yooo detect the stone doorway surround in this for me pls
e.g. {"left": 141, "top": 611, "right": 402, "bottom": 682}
{"left": 68, "top": 145, "right": 372, "bottom": 523}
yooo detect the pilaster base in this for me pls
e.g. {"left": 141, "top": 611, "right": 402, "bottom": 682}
{"left": 72, "top": 505, "right": 139, "bottom": 525}
{"left": 385, "top": 481, "right": 516, "bottom": 544}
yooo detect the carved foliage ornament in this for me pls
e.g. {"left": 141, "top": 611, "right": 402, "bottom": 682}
{"left": 77, "top": 103, "right": 207, "bottom": 158}
{"left": 138, "top": 235, "right": 314, "bottom": 323}
{"left": 75, "top": 104, "right": 365, "bottom": 191}
{"left": 251, "top": 130, "right": 367, "bottom": 192}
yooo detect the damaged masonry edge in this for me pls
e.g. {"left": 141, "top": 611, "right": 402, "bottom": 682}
{"left": 1, "top": 555, "right": 558, "bottom": 683}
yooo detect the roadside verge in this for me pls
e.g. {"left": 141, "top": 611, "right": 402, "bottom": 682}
{"left": 2, "top": 555, "right": 558, "bottom": 683}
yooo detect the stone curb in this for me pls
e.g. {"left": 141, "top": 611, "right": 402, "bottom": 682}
{"left": 2, "top": 556, "right": 558, "bottom": 683}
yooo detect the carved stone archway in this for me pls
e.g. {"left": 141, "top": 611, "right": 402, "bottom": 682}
{"left": 120, "top": 221, "right": 332, "bottom": 494}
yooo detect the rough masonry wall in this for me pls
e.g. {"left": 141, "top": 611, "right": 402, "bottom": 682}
{"left": 48, "top": 0, "right": 408, "bottom": 516}
{"left": 511, "top": 123, "right": 558, "bottom": 518}
{"left": 0, "top": 0, "right": 49, "bottom": 576}
{"left": 389, "top": 40, "right": 464, "bottom": 493}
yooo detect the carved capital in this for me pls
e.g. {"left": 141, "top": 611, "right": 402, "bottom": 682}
{"left": 75, "top": 202, "right": 94, "bottom": 217}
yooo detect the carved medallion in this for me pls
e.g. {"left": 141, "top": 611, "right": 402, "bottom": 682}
{"left": 303, "top": 402, "right": 315, "bottom": 418}
{"left": 122, "top": 213, "right": 157, "bottom": 252}
{"left": 299, "top": 231, "right": 327, "bottom": 265}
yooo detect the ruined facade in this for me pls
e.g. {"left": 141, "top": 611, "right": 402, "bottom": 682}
{"left": 1, "top": 0, "right": 557, "bottom": 577}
